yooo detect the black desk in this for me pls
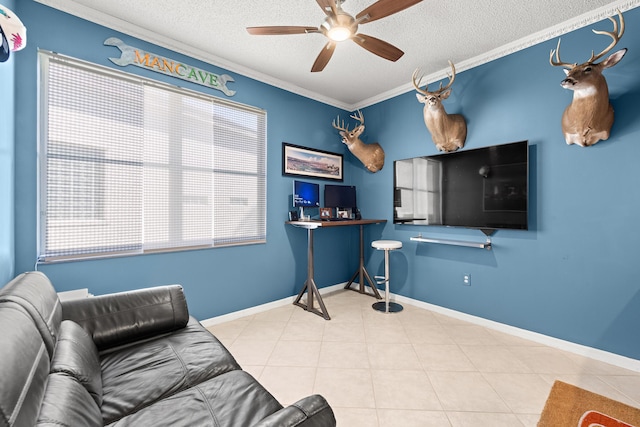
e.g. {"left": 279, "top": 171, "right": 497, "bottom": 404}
{"left": 286, "top": 219, "right": 386, "bottom": 319}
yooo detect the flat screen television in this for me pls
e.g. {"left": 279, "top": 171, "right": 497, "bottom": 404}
{"left": 393, "top": 141, "right": 528, "bottom": 231}
{"left": 293, "top": 179, "right": 320, "bottom": 215}
{"left": 324, "top": 184, "right": 357, "bottom": 208}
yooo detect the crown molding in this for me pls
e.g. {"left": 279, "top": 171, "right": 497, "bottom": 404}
{"left": 35, "top": 0, "right": 640, "bottom": 112}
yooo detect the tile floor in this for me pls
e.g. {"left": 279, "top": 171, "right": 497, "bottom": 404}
{"left": 206, "top": 290, "right": 640, "bottom": 427}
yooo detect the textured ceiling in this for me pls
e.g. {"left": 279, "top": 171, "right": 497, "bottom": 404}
{"left": 37, "top": 0, "right": 639, "bottom": 110}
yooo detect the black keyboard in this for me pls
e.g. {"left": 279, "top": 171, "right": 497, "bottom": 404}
{"left": 323, "top": 217, "right": 351, "bottom": 222}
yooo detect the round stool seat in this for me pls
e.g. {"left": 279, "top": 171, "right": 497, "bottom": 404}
{"left": 372, "top": 240, "right": 402, "bottom": 250}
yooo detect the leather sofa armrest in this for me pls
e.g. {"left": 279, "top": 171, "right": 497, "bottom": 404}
{"left": 61, "top": 285, "right": 189, "bottom": 351}
{"left": 252, "top": 395, "right": 336, "bottom": 427}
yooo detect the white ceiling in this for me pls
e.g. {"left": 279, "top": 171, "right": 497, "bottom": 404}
{"left": 36, "top": 0, "right": 639, "bottom": 110}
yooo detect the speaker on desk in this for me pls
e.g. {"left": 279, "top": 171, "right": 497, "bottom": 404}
{"left": 354, "top": 208, "right": 361, "bottom": 220}
{"left": 288, "top": 210, "right": 299, "bottom": 221}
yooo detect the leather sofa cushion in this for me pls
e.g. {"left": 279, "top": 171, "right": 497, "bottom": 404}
{"left": 99, "top": 317, "right": 241, "bottom": 424}
{"left": 62, "top": 284, "right": 189, "bottom": 351}
{"left": 0, "top": 271, "right": 62, "bottom": 358}
{"left": 0, "top": 302, "right": 50, "bottom": 427}
{"left": 36, "top": 372, "right": 102, "bottom": 427}
{"left": 106, "top": 370, "right": 283, "bottom": 427}
{"left": 50, "top": 320, "right": 103, "bottom": 406}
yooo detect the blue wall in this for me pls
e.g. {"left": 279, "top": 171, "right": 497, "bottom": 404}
{"left": 12, "top": 0, "right": 361, "bottom": 318}
{"left": 0, "top": 0, "right": 16, "bottom": 285}
{"left": 357, "top": 8, "right": 640, "bottom": 360}
{"left": 9, "top": 1, "right": 640, "bottom": 360}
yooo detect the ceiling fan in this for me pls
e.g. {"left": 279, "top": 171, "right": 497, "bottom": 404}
{"left": 246, "top": 0, "right": 423, "bottom": 72}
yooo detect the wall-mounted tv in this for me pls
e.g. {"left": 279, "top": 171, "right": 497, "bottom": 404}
{"left": 393, "top": 141, "right": 528, "bottom": 231}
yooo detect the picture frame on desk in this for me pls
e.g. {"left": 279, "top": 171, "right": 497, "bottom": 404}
{"left": 337, "top": 208, "right": 351, "bottom": 219}
{"left": 282, "top": 142, "right": 343, "bottom": 181}
{"left": 320, "top": 207, "right": 333, "bottom": 219}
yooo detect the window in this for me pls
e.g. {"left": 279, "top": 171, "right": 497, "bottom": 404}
{"left": 38, "top": 51, "right": 266, "bottom": 262}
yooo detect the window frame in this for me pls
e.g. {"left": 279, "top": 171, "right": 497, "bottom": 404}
{"left": 37, "top": 50, "right": 267, "bottom": 263}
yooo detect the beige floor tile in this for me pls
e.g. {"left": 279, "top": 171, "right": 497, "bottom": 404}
{"left": 332, "top": 407, "right": 379, "bottom": 427}
{"left": 367, "top": 342, "right": 422, "bottom": 370}
{"left": 252, "top": 305, "right": 295, "bottom": 322}
{"left": 280, "top": 319, "right": 325, "bottom": 341}
{"left": 460, "top": 345, "right": 532, "bottom": 373}
{"left": 323, "top": 321, "right": 366, "bottom": 343}
{"left": 377, "top": 409, "right": 451, "bottom": 427}
{"left": 446, "top": 411, "right": 525, "bottom": 427}
{"left": 441, "top": 324, "right": 502, "bottom": 346}
{"left": 516, "top": 413, "right": 542, "bottom": 427}
{"left": 414, "top": 344, "right": 476, "bottom": 372}
{"left": 319, "top": 341, "right": 370, "bottom": 368}
{"left": 207, "top": 290, "right": 640, "bottom": 425}
{"left": 428, "top": 371, "right": 511, "bottom": 412}
{"left": 228, "top": 339, "right": 276, "bottom": 366}
{"left": 314, "top": 367, "right": 376, "bottom": 409}
{"left": 509, "top": 346, "right": 586, "bottom": 374}
{"left": 258, "top": 366, "right": 316, "bottom": 406}
{"left": 236, "top": 320, "right": 287, "bottom": 341}
{"left": 267, "top": 340, "right": 321, "bottom": 367}
{"left": 371, "top": 369, "right": 442, "bottom": 410}
{"left": 403, "top": 324, "right": 456, "bottom": 345}
{"left": 482, "top": 372, "right": 551, "bottom": 414}
{"left": 600, "top": 375, "right": 640, "bottom": 404}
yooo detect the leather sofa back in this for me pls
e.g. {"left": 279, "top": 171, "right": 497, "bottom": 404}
{"left": 0, "top": 271, "right": 62, "bottom": 358}
{"left": 0, "top": 301, "right": 51, "bottom": 427}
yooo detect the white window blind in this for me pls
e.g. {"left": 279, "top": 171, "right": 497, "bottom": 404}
{"left": 38, "top": 51, "right": 266, "bottom": 262}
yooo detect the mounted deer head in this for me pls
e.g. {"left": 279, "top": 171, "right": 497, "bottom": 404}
{"left": 332, "top": 110, "right": 385, "bottom": 173}
{"left": 549, "top": 10, "right": 627, "bottom": 147}
{"left": 413, "top": 60, "right": 467, "bottom": 152}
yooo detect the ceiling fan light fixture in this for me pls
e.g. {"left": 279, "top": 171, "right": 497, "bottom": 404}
{"left": 327, "top": 25, "right": 352, "bottom": 41}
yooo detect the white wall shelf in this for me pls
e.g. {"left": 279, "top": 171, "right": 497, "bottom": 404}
{"left": 410, "top": 235, "right": 492, "bottom": 250}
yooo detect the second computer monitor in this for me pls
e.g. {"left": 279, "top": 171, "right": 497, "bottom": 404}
{"left": 324, "top": 184, "right": 357, "bottom": 209}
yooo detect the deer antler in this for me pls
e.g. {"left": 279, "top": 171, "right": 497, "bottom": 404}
{"left": 412, "top": 61, "right": 457, "bottom": 95}
{"left": 550, "top": 10, "right": 624, "bottom": 68}
{"left": 412, "top": 68, "right": 429, "bottom": 95}
{"left": 588, "top": 9, "right": 624, "bottom": 63}
{"left": 332, "top": 116, "right": 350, "bottom": 132}
{"left": 437, "top": 61, "right": 456, "bottom": 94}
{"left": 350, "top": 110, "right": 364, "bottom": 125}
{"left": 549, "top": 39, "right": 577, "bottom": 68}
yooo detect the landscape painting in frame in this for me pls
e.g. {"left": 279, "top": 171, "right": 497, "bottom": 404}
{"left": 282, "top": 142, "right": 343, "bottom": 181}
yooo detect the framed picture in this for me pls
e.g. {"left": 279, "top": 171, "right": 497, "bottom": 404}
{"left": 320, "top": 207, "right": 333, "bottom": 219}
{"left": 282, "top": 142, "right": 343, "bottom": 181}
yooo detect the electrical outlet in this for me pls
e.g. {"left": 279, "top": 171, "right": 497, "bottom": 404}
{"left": 463, "top": 274, "right": 471, "bottom": 286}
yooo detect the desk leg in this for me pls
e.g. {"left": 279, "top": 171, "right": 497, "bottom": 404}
{"left": 293, "top": 227, "right": 331, "bottom": 320}
{"left": 344, "top": 225, "right": 382, "bottom": 299}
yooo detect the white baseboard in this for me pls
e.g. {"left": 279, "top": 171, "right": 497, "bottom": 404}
{"left": 200, "top": 283, "right": 640, "bottom": 373}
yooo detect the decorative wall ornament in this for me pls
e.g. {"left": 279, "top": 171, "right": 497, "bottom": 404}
{"left": 0, "top": 4, "right": 27, "bottom": 63}
{"left": 332, "top": 110, "right": 384, "bottom": 173}
{"left": 104, "top": 37, "right": 235, "bottom": 96}
{"left": 412, "top": 61, "right": 467, "bottom": 152}
{"left": 549, "top": 10, "right": 626, "bottom": 147}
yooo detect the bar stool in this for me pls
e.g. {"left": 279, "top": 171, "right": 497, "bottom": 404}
{"left": 371, "top": 240, "right": 403, "bottom": 313}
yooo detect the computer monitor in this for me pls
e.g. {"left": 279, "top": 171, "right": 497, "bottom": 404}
{"left": 324, "top": 184, "right": 357, "bottom": 209}
{"left": 293, "top": 180, "right": 320, "bottom": 218}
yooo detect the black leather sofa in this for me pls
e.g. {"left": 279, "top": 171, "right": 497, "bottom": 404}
{"left": 0, "top": 271, "right": 336, "bottom": 427}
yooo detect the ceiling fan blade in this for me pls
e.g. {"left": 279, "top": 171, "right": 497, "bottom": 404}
{"left": 356, "top": 0, "right": 422, "bottom": 24}
{"left": 352, "top": 33, "right": 404, "bottom": 62}
{"left": 316, "top": 0, "right": 337, "bottom": 15}
{"left": 247, "top": 26, "right": 319, "bottom": 35}
{"left": 311, "top": 41, "right": 336, "bottom": 72}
